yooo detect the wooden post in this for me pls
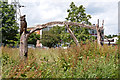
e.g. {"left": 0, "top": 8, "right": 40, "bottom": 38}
{"left": 101, "top": 20, "right": 104, "bottom": 45}
{"left": 96, "top": 19, "right": 101, "bottom": 46}
{"left": 65, "top": 24, "right": 80, "bottom": 46}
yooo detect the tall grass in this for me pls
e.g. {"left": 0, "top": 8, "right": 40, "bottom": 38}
{"left": 2, "top": 42, "right": 118, "bottom": 78}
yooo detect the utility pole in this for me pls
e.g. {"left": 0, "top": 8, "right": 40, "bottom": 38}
{"left": 11, "top": 0, "right": 24, "bottom": 22}
{"left": 10, "top": 0, "right": 25, "bottom": 35}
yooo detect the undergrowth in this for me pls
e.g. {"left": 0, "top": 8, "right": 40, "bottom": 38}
{"left": 2, "top": 42, "right": 119, "bottom": 78}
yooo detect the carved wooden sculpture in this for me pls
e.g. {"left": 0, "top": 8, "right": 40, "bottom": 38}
{"left": 20, "top": 15, "right": 27, "bottom": 35}
{"left": 19, "top": 21, "right": 103, "bottom": 61}
{"left": 19, "top": 15, "right": 28, "bottom": 61}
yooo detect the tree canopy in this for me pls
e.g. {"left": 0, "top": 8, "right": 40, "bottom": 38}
{"left": 0, "top": 1, "right": 19, "bottom": 46}
{"left": 28, "top": 32, "right": 40, "bottom": 46}
{"left": 63, "top": 2, "right": 93, "bottom": 44}
{"left": 40, "top": 2, "right": 94, "bottom": 47}
{"left": 40, "top": 26, "right": 61, "bottom": 48}
{"left": 66, "top": 2, "right": 91, "bottom": 25}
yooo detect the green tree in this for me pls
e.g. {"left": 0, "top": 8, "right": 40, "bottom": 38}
{"left": 112, "top": 35, "right": 117, "bottom": 38}
{"left": 28, "top": 33, "right": 40, "bottom": 46}
{"left": 66, "top": 2, "right": 91, "bottom": 25}
{"left": 40, "top": 2, "right": 94, "bottom": 47}
{"left": 105, "top": 35, "right": 112, "bottom": 38}
{"left": 63, "top": 2, "right": 92, "bottom": 44}
{"left": 0, "top": 1, "right": 19, "bottom": 46}
{"left": 14, "top": 32, "right": 40, "bottom": 47}
{"left": 40, "top": 27, "right": 60, "bottom": 48}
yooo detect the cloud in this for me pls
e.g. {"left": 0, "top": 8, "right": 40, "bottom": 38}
{"left": 20, "top": 0, "right": 69, "bottom": 25}
{"left": 86, "top": 2, "right": 109, "bottom": 15}
{"left": 18, "top": 0, "right": 119, "bottom": 35}
{"left": 85, "top": 2, "right": 118, "bottom": 35}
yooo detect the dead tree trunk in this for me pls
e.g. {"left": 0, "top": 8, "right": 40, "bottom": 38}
{"left": 19, "top": 30, "right": 28, "bottom": 61}
{"left": 65, "top": 23, "right": 80, "bottom": 46}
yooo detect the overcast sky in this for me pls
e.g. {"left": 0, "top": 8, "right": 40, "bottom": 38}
{"left": 9, "top": 0, "right": 119, "bottom": 35}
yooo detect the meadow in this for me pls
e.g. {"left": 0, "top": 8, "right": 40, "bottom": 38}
{"left": 1, "top": 41, "right": 119, "bottom": 78}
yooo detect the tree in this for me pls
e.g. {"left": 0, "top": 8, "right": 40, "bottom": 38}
{"left": 105, "top": 35, "right": 112, "bottom": 38}
{"left": 62, "top": 2, "right": 92, "bottom": 45}
{"left": 15, "top": 32, "right": 40, "bottom": 47}
{"left": 113, "top": 35, "right": 117, "bottom": 37}
{"left": 0, "top": 1, "right": 19, "bottom": 46}
{"left": 66, "top": 2, "right": 91, "bottom": 25}
{"left": 40, "top": 2, "right": 93, "bottom": 47}
{"left": 28, "top": 32, "right": 40, "bottom": 46}
{"left": 40, "top": 26, "right": 61, "bottom": 48}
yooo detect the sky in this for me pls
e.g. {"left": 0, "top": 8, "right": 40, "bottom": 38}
{"left": 8, "top": 0, "right": 119, "bottom": 35}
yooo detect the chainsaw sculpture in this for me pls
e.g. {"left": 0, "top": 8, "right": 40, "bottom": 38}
{"left": 19, "top": 15, "right": 28, "bottom": 60}
{"left": 20, "top": 15, "right": 27, "bottom": 35}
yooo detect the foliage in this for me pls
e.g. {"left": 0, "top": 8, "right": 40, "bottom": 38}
{"left": 64, "top": 2, "right": 93, "bottom": 44}
{"left": 28, "top": 32, "right": 40, "bottom": 46}
{"left": 118, "top": 35, "right": 120, "bottom": 59}
{"left": 105, "top": 34, "right": 118, "bottom": 38}
{"left": 2, "top": 41, "right": 118, "bottom": 78}
{"left": 60, "top": 2, "right": 93, "bottom": 45}
{"left": 66, "top": 2, "right": 91, "bottom": 25}
{"left": 7, "top": 31, "right": 40, "bottom": 47}
{"left": 40, "top": 2, "right": 93, "bottom": 47}
{"left": 41, "top": 25, "right": 96, "bottom": 47}
{"left": 40, "top": 28, "right": 60, "bottom": 48}
{"left": 0, "top": 1, "right": 19, "bottom": 46}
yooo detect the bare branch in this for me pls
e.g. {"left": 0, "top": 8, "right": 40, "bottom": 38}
{"left": 26, "top": 21, "right": 103, "bottom": 38}
{"left": 26, "top": 25, "right": 47, "bottom": 38}
{"left": 64, "top": 22, "right": 80, "bottom": 46}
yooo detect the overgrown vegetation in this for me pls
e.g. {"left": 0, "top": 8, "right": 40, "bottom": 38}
{"left": 40, "top": 29, "right": 60, "bottom": 48}
{"left": 1, "top": 1, "right": 119, "bottom": 79}
{"left": 2, "top": 41, "right": 118, "bottom": 78}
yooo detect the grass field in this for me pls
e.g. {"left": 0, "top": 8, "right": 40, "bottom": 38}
{"left": 1, "top": 42, "right": 119, "bottom": 78}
